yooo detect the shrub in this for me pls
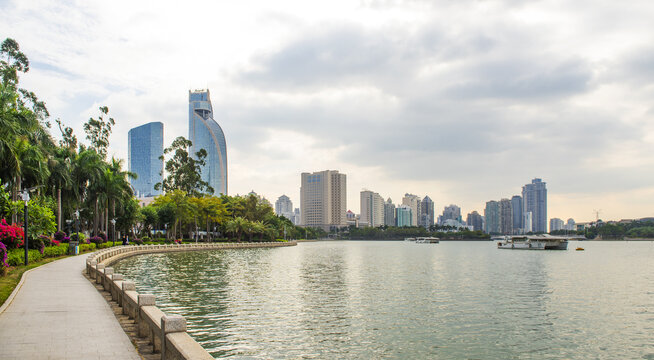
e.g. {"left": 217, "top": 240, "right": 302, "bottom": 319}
{"left": 1, "top": 242, "right": 8, "bottom": 268}
{"left": 0, "top": 219, "right": 25, "bottom": 250}
{"left": 88, "top": 236, "right": 103, "bottom": 246}
{"left": 7, "top": 249, "right": 43, "bottom": 266}
{"left": 43, "top": 244, "right": 67, "bottom": 257}
{"left": 98, "top": 232, "right": 107, "bottom": 242}
{"left": 28, "top": 236, "right": 45, "bottom": 254}
{"left": 54, "top": 230, "right": 66, "bottom": 242}
{"left": 38, "top": 235, "right": 53, "bottom": 247}
{"left": 141, "top": 236, "right": 151, "bottom": 242}
{"left": 79, "top": 243, "right": 96, "bottom": 253}
{"left": 155, "top": 231, "right": 163, "bottom": 238}
{"left": 97, "top": 242, "right": 113, "bottom": 249}
{"left": 132, "top": 238, "right": 143, "bottom": 245}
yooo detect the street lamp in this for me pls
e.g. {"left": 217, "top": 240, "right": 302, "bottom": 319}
{"left": 21, "top": 190, "right": 29, "bottom": 266}
{"left": 75, "top": 210, "right": 80, "bottom": 238}
{"left": 110, "top": 219, "right": 116, "bottom": 246}
{"left": 164, "top": 223, "right": 168, "bottom": 241}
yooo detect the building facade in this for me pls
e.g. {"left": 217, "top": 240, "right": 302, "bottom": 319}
{"left": 384, "top": 198, "right": 395, "bottom": 226}
{"left": 439, "top": 204, "right": 462, "bottom": 225}
{"left": 522, "top": 178, "right": 547, "bottom": 233}
{"left": 418, "top": 196, "right": 435, "bottom": 228}
{"left": 466, "top": 211, "right": 483, "bottom": 231}
{"left": 275, "top": 195, "right": 294, "bottom": 220}
{"left": 188, "top": 89, "right": 228, "bottom": 195}
{"left": 395, "top": 205, "right": 412, "bottom": 227}
{"left": 484, "top": 200, "right": 500, "bottom": 234}
{"left": 499, "top": 198, "right": 513, "bottom": 235}
{"left": 300, "top": 170, "right": 347, "bottom": 231}
{"left": 402, "top": 193, "right": 421, "bottom": 226}
{"left": 128, "top": 122, "right": 163, "bottom": 198}
{"left": 360, "top": 190, "right": 385, "bottom": 227}
{"left": 511, "top": 195, "right": 523, "bottom": 234}
{"left": 550, "top": 218, "right": 564, "bottom": 232}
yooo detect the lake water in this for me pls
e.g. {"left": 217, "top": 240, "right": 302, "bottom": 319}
{"left": 113, "top": 241, "right": 654, "bottom": 359}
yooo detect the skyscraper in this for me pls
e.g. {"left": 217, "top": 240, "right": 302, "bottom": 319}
{"left": 402, "top": 193, "right": 421, "bottom": 226}
{"left": 395, "top": 205, "right": 412, "bottom": 227}
{"left": 522, "top": 178, "right": 547, "bottom": 233}
{"left": 128, "top": 122, "right": 163, "bottom": 198}
{"left": 439, "top": 204, "right": 462, "bottom": 225}
{"left": 300, "top": 170, "right": 347, "bottom": 231}
{"left": 550, "top": 218, "right": 564, "bottom": 232}
{"left": 384, "top": 198, "right": 395, "bottom": 226}
{"left": 360, "top": 190, "right": 384, "bottom": 227}
{"left": 484, "top": 200, "right": 500, "bottom": 234}
{"left": 188, "top": 89, "right": 227, "bottom": 195}
{"left": 499, "top": 198, "right": 513, "bottom": 235}
{"left": 466, "top": 211, "right": 483, "bottom": 231}
{"left": 275, "top": 195, "right": 294, "bottom": 220}
{"left": 418, "top": 196, "right": 435, "bottom": 228}
{"left": 511, "top": 195, "right": 523, "bottom": 233}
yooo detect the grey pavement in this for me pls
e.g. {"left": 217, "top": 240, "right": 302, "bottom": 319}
{"left": 0, "top": 255, "right": 141, "bottom": 360}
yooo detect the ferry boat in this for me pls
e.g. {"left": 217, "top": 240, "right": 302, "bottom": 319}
{"left": 415, "top": 237, "right": 439, "bottom": 244}
{"left": 497, "top": 235, "right": 568, "bottom": 250}
{"left": 404, "top": 237, "right": 416, "bottom": 242}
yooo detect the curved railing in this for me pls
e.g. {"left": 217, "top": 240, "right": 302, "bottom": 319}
{"left": 86, "top": 241, "right": 297, "bottom": 359}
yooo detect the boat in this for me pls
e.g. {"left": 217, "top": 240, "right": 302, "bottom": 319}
{"left": 497, "top": 235, "right": 568, "bottom": 250}
{"left": 576, "top": 247, "right": 584, "bottom": 251}
{"left": 404, "top": 237, "right": 416, "bottom": 242}
{"left": 415, "top": 237, "right": 439, "bottom": 244}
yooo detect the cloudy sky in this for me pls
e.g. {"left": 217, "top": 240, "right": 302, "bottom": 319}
{"left": 2, "top": 0, "right": 654, "bottom": 222}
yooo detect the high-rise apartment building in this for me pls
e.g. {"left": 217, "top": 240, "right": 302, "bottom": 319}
{"left": 439, "top": 204, "right": 462, "bottom": 225}
{"left": 188, "top": 89, "right": 228, "bottom": 195}
{"left": 523, "top": 212, "right": 533, "bottom": 233}
{"left": 466, "top": 211, "right": 483, "bottom": 231}
{"left": 395, "top": 205, "right": 412, "bottom": 227}
{"left": 275, "top": 195, "right": 294, "bottom": 220}
{"left": 499, "top": 198, "right": 513, "bottom": 235}
{"left": 484, "top": 200, "right": 500, "bottom": 234}
{"left": 522, "top": 178, "right": 547, "bottom": 233}
{"left": 550, "top": 218, "right": 564, "bottom": 232}
{"left": 566, "top": 218, "right": 576, "bottom": 231}
{"left": 300, "top": 170, "right": 347, "bottom": 231}
{"left": 402, "top": 194, "right": 421, "bottom": 226}
{"left": 418, "top": 196, "right": 435, "bottom": 228}
{"left": 511, "top": 195, "right": 523, "bottom": 233}
{"left": 128, "top": 122, "right": 163, "bottom": 198}
{"left": 360, "top": 190, "right": 384, "bottom": 227}
{"left": 384, "top": 198, "right": 395, "bottom": 226}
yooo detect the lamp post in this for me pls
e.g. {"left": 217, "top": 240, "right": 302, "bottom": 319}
{"left": 21, "top": 190, "right": 29, "bottom": 266}
{"left": 110, "top": 219, "right": 116, "bottom": 246}
{"left": 164, "top": 223, "right": 168, "bottom": 241}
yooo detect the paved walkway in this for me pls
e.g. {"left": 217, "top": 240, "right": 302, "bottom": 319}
{"left": 0, "top": 255, "right": 141, "bottom": 360}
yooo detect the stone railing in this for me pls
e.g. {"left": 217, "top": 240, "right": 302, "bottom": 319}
{"left": 86, "top": 241, "right": 296, "bottom": 360}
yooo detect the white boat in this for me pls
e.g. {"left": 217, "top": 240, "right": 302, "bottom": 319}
{"left": 404, "top": 237, "right": 416, "bottom": 242}
{"left": 497, "top": 235, "right": 568, "bottom": 250}
{"left": 415, "top": 237, "right": 439, "bottom": 244}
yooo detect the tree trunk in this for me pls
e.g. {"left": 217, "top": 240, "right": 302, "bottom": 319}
{"left": 93, "top": 199, "right": 99, "bottom": 236}
{"left": 57, "top": 188, "right": 62, "bottom": 231}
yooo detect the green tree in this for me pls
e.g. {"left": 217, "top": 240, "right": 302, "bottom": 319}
{"left": 83, "top": 106, "right": 114, "bottom": 160}
{"left": 155, "top": 136, "right": 213, "bottom": 196}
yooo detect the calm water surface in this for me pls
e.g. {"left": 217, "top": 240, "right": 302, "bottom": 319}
{"left": 113, "top": 241, "right": 654, "bottom": 359}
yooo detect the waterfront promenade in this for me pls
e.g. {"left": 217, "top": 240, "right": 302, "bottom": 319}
{"left": 0, "top": 255, "right": 140, "bottom": 360}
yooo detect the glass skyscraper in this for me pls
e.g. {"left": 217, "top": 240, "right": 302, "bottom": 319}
{"left": 522, "top": 178, "right": 547, "bottom": 233}
{"left": 188, "top": 89, "right": 228, "bottom": 195}
{"left": 128, "top": 122, "right": 163, "bottom": 197}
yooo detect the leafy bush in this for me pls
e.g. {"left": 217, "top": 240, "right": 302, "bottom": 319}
{"left": 7, "top": 249, "right": 43, "bottom": 266}
{"left": 28, "top": 236, "right": 45, "bottom": 254}
{"left": 43, "top": 244, "right": 67, "bottom": 257}
{"left": 98, "top": 232, "right": 107, "bottom": 242}
{"left": 38, "top": 235, "right": 52, "bottom": 247}
{"left": 132, "top": 238, "right": 143, "bottom": 245}
{"left": 97, "top": 242, "right": 114, "bottom": 249}
{"left": 141, "top": 236, "right": 151, "bottom": 242}
{"left": 53, "top": 230, "right": 66, "bottom": 242}
{"left": 0, "top": 219, "right": 24, "bottom": 249}
{"left": 1, "top": 242, "right": 7, "bottom": 268}
{"left": 79, "top": 243, "right": 96, "bottom": 253}
{"left": 88, "top": 236, "right": 103, "bottom": 246}
{"left": 154, "top": 231, "right": 163, "bottom": 238}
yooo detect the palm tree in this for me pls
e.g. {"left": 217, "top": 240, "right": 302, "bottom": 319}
{"left": 71, "top": 149, "right": 104, "bottom": 233}
{"left": 47, "top": 147, "right": 73, "bottom": 231}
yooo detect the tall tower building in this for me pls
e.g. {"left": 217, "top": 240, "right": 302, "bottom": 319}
{"left": 384, "top": 198, "right": 395, "bottom": 226}
{"left": 300, "top": 170, "right": 347, "bottom": 231}
{"left": 418, "top": 196, "right": 435, "bottom": 228}
{"left": 499, "top": 198, "right": 513, "bottom": 235}
{"left": 395, "top": 205, "right": 412, "bottom": 227}
{"left": 360, "top": 190, "right": 384, "bottom": 227}
{"left": 510, "top": 195, "right": 523, "bottom": 234}
{"left": 275, "top": 195, "right": 294, "bottom": 220}
{"left": 188, "top": 89, "right": 228, "bottom": 195}
{"left": 522, "top": 178, "right": 547, "bottom": 233}
{"left": 128, "top": 122, "right": 163, "bottom": 197}
{"left": 439, "top": 204, "right": 462, "bottom": 225}
{"left": 484, "top": 200, "right": 500, "bottom": 234}
{"left": 402, "top": 193, "right": 421, "bottom": 226}
{"left": 466, "top": 211, "right": 483, "bottom": 231}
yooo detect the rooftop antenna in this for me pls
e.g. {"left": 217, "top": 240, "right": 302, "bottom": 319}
{"left": 593, "top": 209, "right": 602, "bottom": 222}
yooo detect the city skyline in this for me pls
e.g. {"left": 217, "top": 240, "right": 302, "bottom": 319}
{"left": 3, "top": 1, "right": 654, "bottom": 222}
{"left": 127, "top": 121, "right": 164, "bottom": 198}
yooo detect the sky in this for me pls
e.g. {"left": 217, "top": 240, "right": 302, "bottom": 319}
{"left": 2, "top": 0, "right": 654, "bottom": 223}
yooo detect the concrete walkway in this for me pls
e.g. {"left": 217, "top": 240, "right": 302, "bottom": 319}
{"left": 0, "top": 255, "right": 141, "bottom": 360}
